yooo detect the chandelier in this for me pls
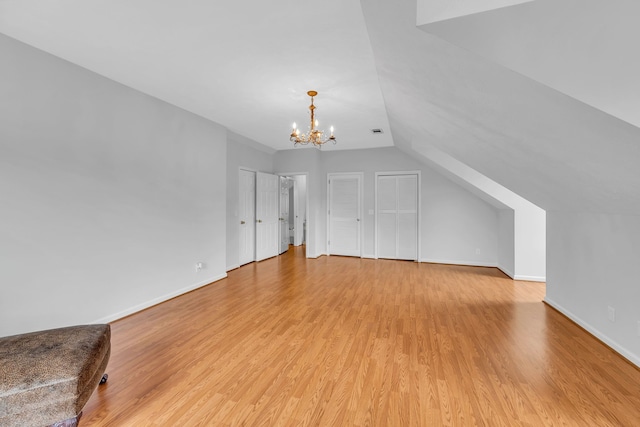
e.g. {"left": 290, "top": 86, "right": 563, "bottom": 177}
{"left": 290, "top": 90, "right": 336, "bottom": 147}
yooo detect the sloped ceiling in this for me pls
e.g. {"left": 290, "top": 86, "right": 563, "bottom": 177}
{"left": 362, "top": 0, "right": 640, "bottom": 214}
{"left": 421, "top": 0, "right": 640, "bottom": 129}
{"left": 2, "top": 0, "right": 639, "bottom": 214}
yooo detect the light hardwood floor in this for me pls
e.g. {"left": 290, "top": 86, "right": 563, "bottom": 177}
{"left": 82, "top": 246, "right": 640, "bottom": 426}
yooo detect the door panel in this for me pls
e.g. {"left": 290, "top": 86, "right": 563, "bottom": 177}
{"left": 398, "top": 212, "right": 418, "bottom": 260}
{"left": 238, "top": 170, "right": 256, "bottom": 266}
{"left": 377, "top": 212, "right": 397, "bottom": 259}
{"left": 256, "top": 172, "right": 279, "bottom": 261}
{"left": 398, "top": 175, "right": 418, "bottom": 210}
{"left": 376, "top": 174, "right": 418, "bottom": 261}
{"left": 328, "top": 174, "right": 361, "bottom": 257}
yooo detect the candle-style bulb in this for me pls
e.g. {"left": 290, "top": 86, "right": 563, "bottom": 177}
{"left": 330, "top": 126, "right": 334, "bottom": 136}
{"left": 292, "top": 122, "right": 297, "bottom": 130}
{"left": 315, "top": 119, "right": 319, "bottom": 127}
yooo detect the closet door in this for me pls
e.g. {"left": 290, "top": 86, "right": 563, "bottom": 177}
{"left": 377, "top": 176, "right": 398, "bottom": 259}
{"left": 376, "top": 174, "right": 418, "bottom": 261}
{"left": 396, "top": 175, "right": 418, "bottom": 260}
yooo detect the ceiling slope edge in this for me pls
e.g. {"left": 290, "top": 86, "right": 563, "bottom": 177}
{"left": 361, "top": 0, "right": 640, "bottom": 215}
{"left": 416, "top": 0, "right": 535, "bottom": 25}
{"left": 418, "top": 0, "right": 640, "bottom": 130}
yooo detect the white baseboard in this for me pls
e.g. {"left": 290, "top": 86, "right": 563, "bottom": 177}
{"left": 92, "top": 273, "right": 227, "bottom": 324}
{"left": 226, "top": 264, "right": 240, "bottom": 272}
{"left": 497, "top": 264, "right": 514, "bottom": 279}
{"left": 307, "top": 252, "right": 325, "bottom": 259}
{"left": 362, "top": 253, "right": 376, "bottom": 259}
{"left": 514, "top": 274, "right": 546, "bottom": 282}
{"left": 420, "top": 258, "right": 498, "bottom": 268}
{"left": 544, "top": 298, "right": 640, "bottom": 368}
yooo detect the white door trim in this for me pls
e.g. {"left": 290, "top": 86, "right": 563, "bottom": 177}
{"left": 278, "top": 172, "right": 311, "bottom": 258}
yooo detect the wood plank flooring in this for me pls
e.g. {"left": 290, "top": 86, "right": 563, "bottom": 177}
{"left": 82, "top": 246, "right": 640, "bottom": 426}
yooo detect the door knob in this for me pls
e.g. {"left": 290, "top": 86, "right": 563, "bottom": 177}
{"left": 357, "top": 218, "right": 360, "bottom": 221}
{"left": 257, "top": 219, "right": 262, "bottom": 223}
{"left": 240, "top": 220, "right": 245, "bottom": 225}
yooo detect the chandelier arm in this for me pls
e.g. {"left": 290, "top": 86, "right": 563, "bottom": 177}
{"left": 290, "top": 91, "right": 336, "bottom": 148}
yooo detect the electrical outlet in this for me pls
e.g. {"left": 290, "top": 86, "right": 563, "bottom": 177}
{"left": 195, "top": 262, "right": 204, "bottom": 272}
{"left": 475, "top": 248, "right": 481, "bottom": 255}
{"left": 607, "top": 306, "right": 615, "bottom": 322}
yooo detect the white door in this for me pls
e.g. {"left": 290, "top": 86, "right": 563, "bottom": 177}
{"left": 327, "top": 173, "right": 362, "bottom": 257}
{"left": 256, "top": 172, "right": 279, "bottom": 261}
{"left": 377, "top": 174, "right": 418, "bottom": 260}
{"left": 238, "top": 170, "right": 256, "bottom": 266}
{"left": 279, "top": 177, "right": 291, "bottom": 254}
{"left": 292, "top": 176, "right": 306, "bottom": 246}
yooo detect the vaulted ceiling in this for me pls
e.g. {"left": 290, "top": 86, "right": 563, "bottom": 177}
{"left": 2, "top": 0, "right": 639, "bottom": 214}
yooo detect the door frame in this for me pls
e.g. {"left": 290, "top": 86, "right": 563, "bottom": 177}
{"left": 374, "top": 171, "right": 421, "bottom": 261}
{"left": 279, "top": 176, "right": 293, "bottom": 254}
{"left": 327, "top": 172, "right": 363, "bottom": 258}
{"left": 278, "top": 172, "right": 311, "bottom": 258}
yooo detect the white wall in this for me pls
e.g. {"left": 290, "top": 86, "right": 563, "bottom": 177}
{"left": 514, "top": 208, "right": 546, "bottom": 281}
{"left": 411, "top": 143, "right": 546, "bottom": 281}
{"left": 498, "top": 209, "right": 515, "bottom": 277}
{"left": 546, "top": 211, "right": 640, "bottom": 366}
{"left": 293, "top": 175, "right": 307, "bottom": 245}
{"left": 311, "top": 147, "right": 500, "bottom": 265}
{"left": 274, "top": 149, "right": 322, "bottom": 258}
{"left": 0, "top": 35, "right": 227, "bottom": 337}
{"left": 226, "top": 132, "right": 274, "bottom": 270}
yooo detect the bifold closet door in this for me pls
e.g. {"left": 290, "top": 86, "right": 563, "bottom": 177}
{"left": 377, "top": 174, "right": 418, "bottom": 260}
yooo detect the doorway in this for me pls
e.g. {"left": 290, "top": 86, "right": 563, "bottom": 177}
{"left": 279, "top": 176, "right": 292, "bottom": 254}
{"left": 279, "top": 173, "right": 308, "bottom": 255}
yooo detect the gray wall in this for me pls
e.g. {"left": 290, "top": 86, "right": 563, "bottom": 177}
{"left": 226, "top": 132, "right": 274, "bottom": 270}
{"left": 0, "top": 35, "right": 227, "bottom": 337}
{"left": 498, "top": 209, "right": 515, "bottom": 277}
{"left": 274, "top": 149, "right": 323, "bottom": 258}
{"left": 273, "top": 147, "right": 500, "bottom": 266}
{"left": 0, "top": 33, "right": 520, "bottom": 340}
{"left": 546, "top": 211, "right": 640, "bottom": 366}
{"left": 321, "top": 148, "right": 499, "bottom": 263}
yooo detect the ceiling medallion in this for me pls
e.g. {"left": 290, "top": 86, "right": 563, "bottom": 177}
{"left": 290, "top": 90, "right": 336, "bottom": 147}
